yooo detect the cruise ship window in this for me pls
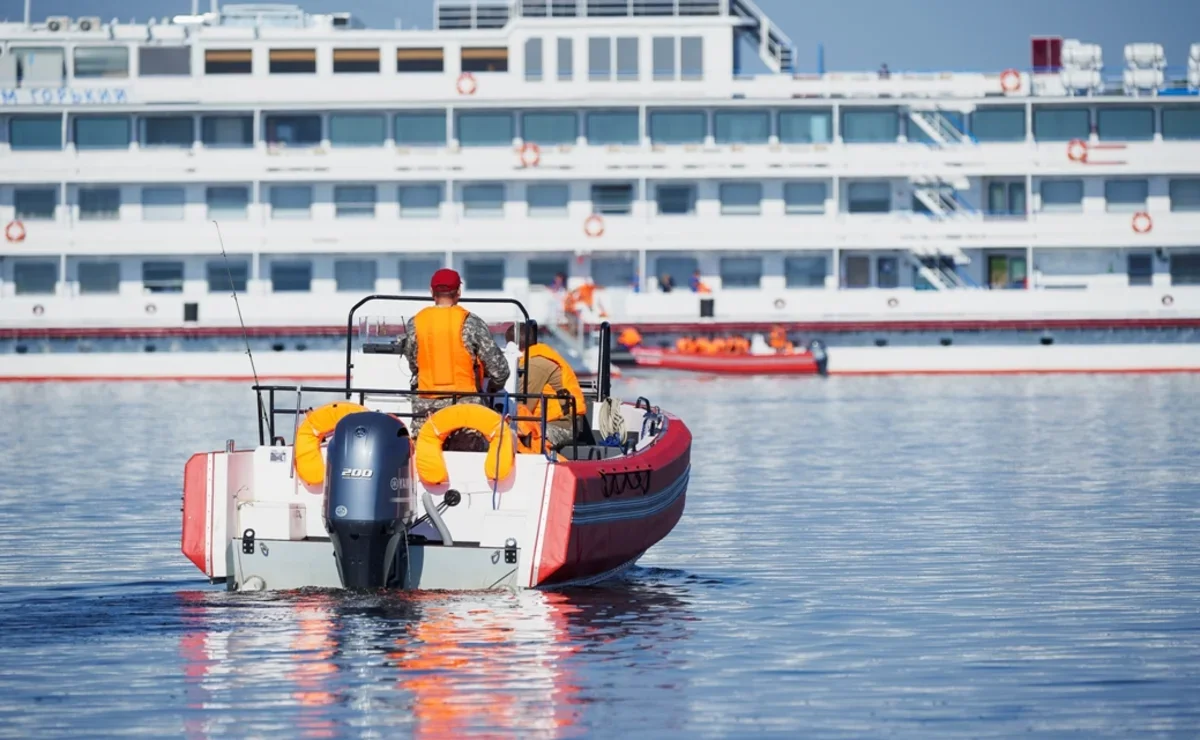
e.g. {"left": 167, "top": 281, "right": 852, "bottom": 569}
{"left": 396, "top": 48, "right": 444, "bottom": 73}
{"left": 207, "top": 186, "right": 249, "bottom": 221}
{"left": 73, "top": 47, "right": 128, "bottom": 79}
{"left": 204, "top": 49, "right": 252, "bottom": 75}
{"left": 14, "top": 188, "right": 57, "bottom": 221}
{"left": 1162, "top": 107, "right": 1200, "bottom": 140}
{"left": 138, "top": 47, "right": 191, "bottom": 76}
{"left": 1127, "top": 254, "right": 1153, "bottom": 287}
{"left": 784, "top": 182, "right": 827, "bottom": 215}
{"left": 334, "top": 185, "right": 377, "bottom": 219}
{"left": 78, "top": 188, "right": 121, "bottom": 221}
{"left": 1171, "top": 254, "right": 1200, "bottom": 285}
{"left": 395, "top": 112, "right": 447, "bottom": 147}
{"left": 719, "top": 183, "right": 763, "bottom": 216}
{"left": 588, "top": 38, "right": 611, "bottom": 81}
{"left": 463, "top": 184, "right": 506, "bottom": 218}
{"left": 399, "top": 185, "right": 442, "bottom": 218}
{"left": 333, "top": 48, "right": 380, "bottom": 74}
{"left": 13, "top": 262, "right": 58, "bottom": 295}
{"left": 656, "top": 185, "right": 696, "bottom": 215}
{"left": 269, "top": 49, "right": 317, "bottom": 74}
{"left": 143, "top": 261, "right": 184, "bottom": 293}
{"left": 1105, "top": 179, "right": 1148, "bottom": 213}
{"left": 73, "top": 115, "right": 130, "bottom": 149}
{"left": 846, "top": 182, "right": 891, "bottom": 213}
{"left": 463, "top": 260, "right": 505, "bottom": 291}
{"left": 591, "top": 184, "right": 634, "bottom": 215}
{"left": 270, "top": 186, "right": 313, "bottom": 220}
{"left": 271, "top": 261, "right": 312, "bottom": 292}
{"left": 616, "top": 37, "right": 638, "bottom": 81}
{"left": 528, "top": 258, "right": 568, "bottom": 286}
{"left": 1033, "top": 108, "right": 1089, "bottom": 141}
{"left": 399, "top": 259, "right": 442, "bottom": 290}
{"left": 1169, "top": 179, "right": 1200, "bottom": 212}
{"left": 527, "top": 184, "right": 569, "bottom": 217}
{"left": 971, "top": 107, "right": 1025, "bottom": 142}
{"left": 11, "top": 47, "right": 65, "bottom": 86}
{"left": 206, "top": 260, "right": 248, "bottom": 293}
{"left": 986, "top": 181, "right": 1026, "bottom": 216}
{"left": 784, "top": 256, "right": 827, "bottom": 288}
{"left": 9, "top": 115, "right": 62, "bottom": 150}
{"left": 461, "top": 47, "right": 508, "bottom": 73}
{"left": 844, "top": 255, "right": 871, "bottom": 288}
{"left": 680, "top": 37, "right": 703, "bottom": 80}
{"left": 525, "top": 38, "right": 543, "bottom": 81}
{"left": 1039, "top": 179, "right": 1083, "bottom": 212}
{"left": 841, "top": 109, "right": 898, "bottom": 143}
{"left": 457, "top": 112, "right": 514, "bottom": 147}
{"left": 720, "top": 257, "right": 762, "bottom": 289}
{"left": 877, "top": 256, "right": 899, "bottom": 288}
{"left": 335, "top": 260, "right": 378, "bottom": 292}
{"left": 652, "top": 37, "right": 675, "bottom": 80}
{"left": 591, "top": 257, "right": 635, "bottom": 288}
{"left": 330, "top": 114, "right": 386, "bottom": 147}
{"left": 655, "top": 257, "right": 697, "bottom": 288}
{"left": 1097, "top": 107, "right": 1154, "bottom": 141}
{"left": 78, "top": 262, "right": 120, "bottom": 294}
{"left": 264, "top": 115, "right": 321, "bottom": 147}
{"left": 778, "top": 110, "right": 832, "bottom": 144}
{"left": 714, "top": 111, "right": 769, "bottom": 145}
{"left": 140, "top": 117, "right": 194, "bottom": 148}
{"left": 556, "top": 38, "right": 573, "bottom": 80}
{"left": 522, "top": 111, "right": 577, "bottom": 145}
{"left": 201, "top": 116, "right": 252, "bottom": 148}
{"left": 649, "top": 110, "right": 706, "bottom": 145}
{"left": 143, "top": 187, "right": 186, "bottom": 221}
{"left": 585, "top": 110, "right": 639, "bottom": 145}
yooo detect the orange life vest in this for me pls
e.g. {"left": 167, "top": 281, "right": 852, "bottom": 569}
{"left": 413, "top": 305, "right": 480, "bottom": 399}
{"left": 519, "top": 344, "right": 587, "bottom": 422}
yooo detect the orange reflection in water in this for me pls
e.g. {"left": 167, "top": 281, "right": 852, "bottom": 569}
{"left": 287, "top": 595, "right": 340, "bottom": 739}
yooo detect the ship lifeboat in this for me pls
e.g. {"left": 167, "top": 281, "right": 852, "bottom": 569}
{"left": 630, "top": 344, "right": 827, "bottom": 376}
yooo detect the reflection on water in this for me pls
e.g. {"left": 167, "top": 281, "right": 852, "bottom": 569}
{"left": 1, "top": 376, "right": 1200, "bottom": 737}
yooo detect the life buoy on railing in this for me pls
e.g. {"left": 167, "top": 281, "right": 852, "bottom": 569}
{"left": 999, "top": 68, "right": 1022, "bottom": 93}
{"left": 456, "top": 72, "right": 477, "bottom": 95}
{"left": 145, "top": 303, "right": 157, "bottom": 315}
{"left": 5, "top": 220, "right": 26, "bottom": 243}
{"left": 1162, "top": 294, "right": 1174, "bottom": 307}
{"left": 294, "top": 401, "right": 370, "bottom": 486}
{"left": 32, "top": 304, "right": 44, "bottom": 316}
{"left": 583, "top": 214, "right": 605, "bottom": 238}
{"left": 1132, "top": 211, "right": 1153, "bottom": 234}
{"left": 415, "top": 404, "right": 515, "bottom": 486}
{"left": 1066, "top": 138, "right": 1089, "bottom": 163}
{"left": 519, "top": 142, "right": 540, "bottom": 168}
{"left": 773, "top": 298, "right": 786, "bottom": 310}
{"left": 887, "top": 297, "right": 900, "bottom": 308}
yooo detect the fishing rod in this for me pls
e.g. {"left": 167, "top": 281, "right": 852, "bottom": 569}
{"left": 213, "top": 220, "right": 271, "bottom": 433}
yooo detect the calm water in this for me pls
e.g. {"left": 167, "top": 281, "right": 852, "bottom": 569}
{"left": 1, "top": 374, "right": 1199, "bottom": 738}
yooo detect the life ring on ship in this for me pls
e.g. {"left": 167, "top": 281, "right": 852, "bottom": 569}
{"left": 583, "top": 214, "right": 605, "bottom": 238}
{"left": 415, "top": 404, "right": 516, "bottom": 486}
{"left": 145, "top": 303, "right": 157, "bottom": 315}
{"left": 887, "top": 297, "right": 900, "bottom": 308}
{"left": 32, "top": 304, "right": 44, "bottom": 316}
{"left": 1162, "top": 294, "right": 1174, "bottom": 307}
{"left": 294, "top": 401, "right": 370, "bottom": 486}
{"left": 456, "top": 72, "right": 477, "bottom": 95}
{"left": 999, "top": 68, "right": 1022, "bottom": 93}
{"left": 518, "top": 142, "right": 540, "bottom": 167}
{"left": 5, "top": 220, "right": 25, "bottom": 243}
{"left": 1132, "top": 211, "right": 1153, "bottom": 234}
{"left": 1066, "top": 138, "right": 1089, "bottom": 163}
{"left": 773, "top": 298, "right": 786, "bottom": 310}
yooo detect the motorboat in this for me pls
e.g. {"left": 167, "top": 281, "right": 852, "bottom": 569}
{"left": 180, "top": 294, "right": 691, "bottom": 592}
{"left": 630, "top": 338, "right": 829, "bottom": 376}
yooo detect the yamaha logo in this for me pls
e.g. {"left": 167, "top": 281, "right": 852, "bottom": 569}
{"left": 335, "top": 505, "right": 348, "bottom": 517}
{"left": 390, "top": 477, "right": 399, "bottom": 491}
{"left": 341, "top": 468, "right": 373, "bottom": 479}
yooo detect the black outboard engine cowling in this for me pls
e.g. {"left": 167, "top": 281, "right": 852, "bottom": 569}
{"left": 323, "top": 412, "right": 414, "bottom": 590}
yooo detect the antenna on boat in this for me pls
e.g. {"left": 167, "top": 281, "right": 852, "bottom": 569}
{"left": 213, "top": 221, "right": 270, "bottom": 430}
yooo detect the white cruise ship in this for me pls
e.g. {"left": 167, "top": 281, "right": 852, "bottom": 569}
{"left": 1, "top": 0, "right": 1199, "bottom": 378}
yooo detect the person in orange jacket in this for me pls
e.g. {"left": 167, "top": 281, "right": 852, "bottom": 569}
{"left": 507, "top": 324, "right": 588, "bottom": 451}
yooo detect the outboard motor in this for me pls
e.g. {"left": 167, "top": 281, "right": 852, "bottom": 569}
{"left": 809, "top": 339, "right": 829, "bottom": 377}
{"left": 323, "top": 412, "right": 414, "bottom": 590}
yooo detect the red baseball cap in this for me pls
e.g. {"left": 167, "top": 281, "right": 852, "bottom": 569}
{"left": 430, "top": 268, "right": 461, "bottom": 292}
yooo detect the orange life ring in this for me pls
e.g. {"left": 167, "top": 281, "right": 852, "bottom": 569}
{"left": 294, "top": 401, "right": 369, "bottom": 486}
{"left": 999, "top": 68, "right": 1021, "bottom": 93}
{"left": 1132, "top": 212, "right": 1152, "bottom": 234}
{"left": 1066, "top": 139, "right": 1088, "bottom": 163}
{"left": 519, "top": 142, "right": 540, "bottom": 167}
{"left": 456, "top": 72, "right": 477, "bottom": 95}
{"left": 5, "top": 220, "right": 26, "bottom": 242}
{"left": 583, "top": 214, "right": 604, "bottom": 238}
{"left": 415, "top": 404, "right": 515, "bottom": 486}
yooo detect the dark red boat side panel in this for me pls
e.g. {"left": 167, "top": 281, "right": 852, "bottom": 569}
{"left": 181, "top": 453, "right": 212, "bottom": 576}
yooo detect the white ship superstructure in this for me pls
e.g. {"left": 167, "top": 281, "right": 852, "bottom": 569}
{"left": 0, "top": 0, "right": 1199, "bottom": 368}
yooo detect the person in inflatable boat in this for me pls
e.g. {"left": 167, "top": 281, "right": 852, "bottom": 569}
{"left": 505, "top": 323, "right": 589, "bottom": 452}
{"left": 404, "top": 268, "right": 510, "bottom": 437}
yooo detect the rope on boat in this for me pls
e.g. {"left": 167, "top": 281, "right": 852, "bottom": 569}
{"left": 597, "top": 397, "right": 627, "bottom": 447}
